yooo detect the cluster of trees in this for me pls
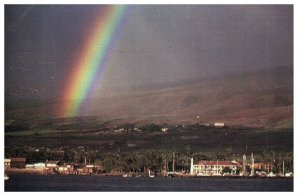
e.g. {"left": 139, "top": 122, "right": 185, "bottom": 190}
{"left": 97, "top": 150, "right": 191, "bottom": 173}
{"left": 5, "top": 146, "right": 293, "bottom": 174}
{"left": 5, "top": 120, "right": 293, "bottom": 174}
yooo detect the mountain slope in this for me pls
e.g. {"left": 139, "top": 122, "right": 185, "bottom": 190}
{"left": 83, "top": 66, "right": 293, "bottom": 128}
{"left": 5, "top": 66, "right": 293, "bottom": 129}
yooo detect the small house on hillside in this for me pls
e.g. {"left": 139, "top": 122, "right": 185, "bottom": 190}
{"left": 214, "top": 122, "right": 225, "bottom": 127}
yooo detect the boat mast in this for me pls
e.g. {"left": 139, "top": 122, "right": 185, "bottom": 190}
{"left": 172, "top": 152, "right": 175, "bottom": 172}
{"left": 190, "top": 157, "right": 194, "bottom": 175}
{"left": 283, "top": 161, "right": 285, "bottom": 176}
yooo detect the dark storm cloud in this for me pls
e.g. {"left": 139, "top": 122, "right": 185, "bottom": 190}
{"left": 5, "top": 5, "right": 100, "bottom": 100}
{"left": 5, "top": 5, "right": 293, "bottom": 101}
{"left": 101, "top": 5, "right": 292, "bottom": 90}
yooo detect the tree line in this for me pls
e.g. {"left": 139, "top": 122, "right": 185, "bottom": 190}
{"left": 5, "top": 147, "right": 293, "bottom": 174}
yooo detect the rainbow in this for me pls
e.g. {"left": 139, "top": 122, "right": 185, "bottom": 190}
{"left": 57, "top": 5, "right": 126, "bottom": 117}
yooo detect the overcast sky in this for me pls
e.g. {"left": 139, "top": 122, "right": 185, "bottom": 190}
{"left": 5, "top": 5, "right": 293, "bottom": 101}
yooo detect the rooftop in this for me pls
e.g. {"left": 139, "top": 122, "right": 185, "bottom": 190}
{"left": 196, "top": 160, "right": 241, "bottom": 166}
{"left": 11, "top": 157, "right": 26, "bottom": 162}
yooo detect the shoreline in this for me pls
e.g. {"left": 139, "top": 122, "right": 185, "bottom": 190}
{"left": 5, "top": 169, "right": 293, "bottom": 179}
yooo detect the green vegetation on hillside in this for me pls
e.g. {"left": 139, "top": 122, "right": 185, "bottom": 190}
{"left": 5, "top": 120, "right": 293, "bottom": 173}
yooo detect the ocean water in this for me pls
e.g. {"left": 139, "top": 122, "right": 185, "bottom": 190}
{"left": 5, "top": 174, "right": 293, "bottom": 192}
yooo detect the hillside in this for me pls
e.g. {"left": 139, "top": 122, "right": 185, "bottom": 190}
{"left": 5, "top": 66, "right": 293, "bottom": 129}
{"left": 81, "top": 66, "right": 293, "bottom": 128}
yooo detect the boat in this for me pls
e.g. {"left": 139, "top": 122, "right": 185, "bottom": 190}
{"left": 4, "top": 175, "right": 9, "bottom": 181}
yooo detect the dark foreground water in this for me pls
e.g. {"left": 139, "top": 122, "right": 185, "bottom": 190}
{"left": 5, "top": 174, "right": 293, "bottom": 192}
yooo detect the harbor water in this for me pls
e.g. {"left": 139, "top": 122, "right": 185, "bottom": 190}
{"left": 5, "top": 174, "right": 293, "bottom": 192}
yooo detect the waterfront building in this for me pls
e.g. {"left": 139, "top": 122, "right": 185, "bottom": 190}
{"left": 4, "top": 158, "right": 11, "bottom": 168}
{"left": 34, "top": 163, "right": 46, "bottom": 170}
{"left": 45, "top": 160, "right": 59, "bottom": 169}
{"left": 58, "top": 164, "right": 74, "bottom": 174}
{"left": 25, "top": 164, "right": 35, "bottom": 169}
{"left": 82, "top": 165, "right": 96, "bottom": 174}
{"left": 190, "top": 159, "right": 241, "bottom": 176}
{"left": 254, "top": 162, "right": 270, "bottom": 171}
{"left": 10, "top": 157, "right": 26, "bottom": 168}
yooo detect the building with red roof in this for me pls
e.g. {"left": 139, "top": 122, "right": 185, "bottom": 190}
{"left": 191, "top": 159, "right": 242, "bottom": 176}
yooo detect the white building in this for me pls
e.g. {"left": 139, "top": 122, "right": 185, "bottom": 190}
{"left": 45, "top": 161, "right": 59, "bottom": 168}
{"left": 4, "top": 159, "right": 11, "bottom": 168}
{"left": 34, "top": 163, "right": 46, "bottom": 170}
{"left": 25, "top": 164, "right": 35, "bottom": 169}
{"left": 190, "top": 159, "right": 241, "bottom": 176}
{"left": 214, "top": 122, "right": 225, "bottom": 127}
{"left": 58, "top": 164, "right": 74, "bottom": 173}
